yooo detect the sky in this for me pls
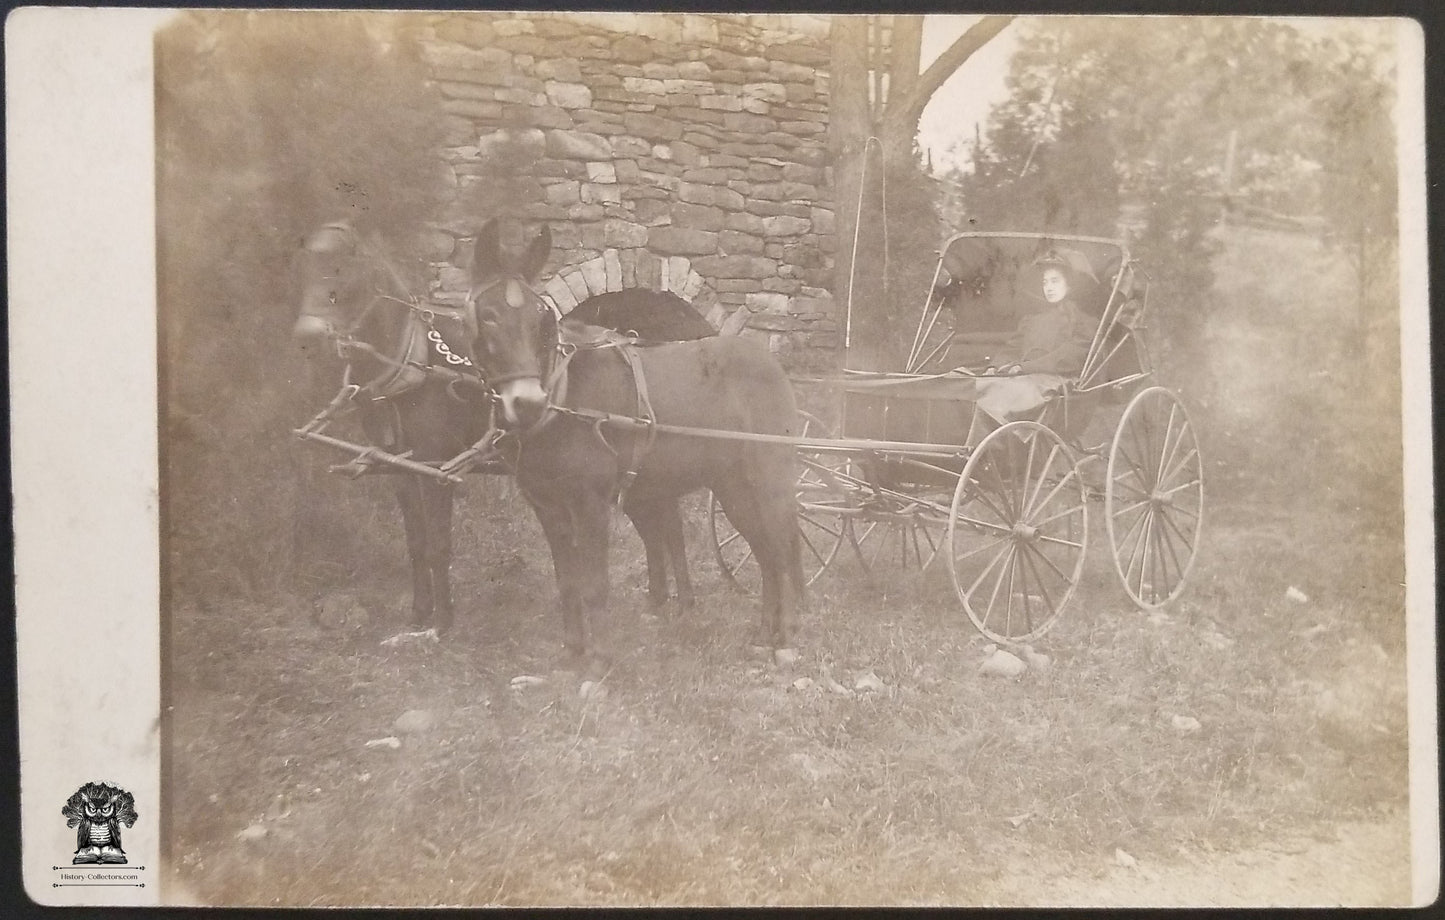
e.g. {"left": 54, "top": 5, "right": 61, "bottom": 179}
{"left": 916, "top": 15, "right": 1022, "bottom": 173}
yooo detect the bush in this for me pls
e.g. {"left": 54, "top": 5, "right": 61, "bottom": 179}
{"left": 158, "top": 11, "right": 450, "bottom": 601}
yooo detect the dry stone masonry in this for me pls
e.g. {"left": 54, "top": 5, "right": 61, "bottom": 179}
{"left": 418, "top": 12, "right": 840, "bottom": 366}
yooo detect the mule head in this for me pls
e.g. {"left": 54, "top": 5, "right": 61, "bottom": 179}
{"left": 466, "top": 219, "right": 554, "bottom": 427}
{"left": 292, "top": 220, "right": 368, "bottom": 351}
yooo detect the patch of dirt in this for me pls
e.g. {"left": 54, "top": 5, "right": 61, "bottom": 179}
{"left": 985, "top": 810, "right": 1416, "bottom": 907}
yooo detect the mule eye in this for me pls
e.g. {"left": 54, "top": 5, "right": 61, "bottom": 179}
{"left": 477, "top": 308, "right": 501, "bottom": 326}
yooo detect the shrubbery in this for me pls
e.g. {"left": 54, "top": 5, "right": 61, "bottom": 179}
{"left": 158, "top": 12, "right": 449, "bottom": 600}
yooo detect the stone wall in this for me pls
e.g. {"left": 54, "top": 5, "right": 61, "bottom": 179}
{"left": 416, "top": 12, "right": 840, "bottom": 366}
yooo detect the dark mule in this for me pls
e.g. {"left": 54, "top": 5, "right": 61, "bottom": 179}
{"left": 291, "top": 221, "right": 708, "bottom": 638}
{"left": 568, "top": 289, "right": 716, "bottom": 612}
{"left": 465, "top": 219, "right": 806, "bottom": 677}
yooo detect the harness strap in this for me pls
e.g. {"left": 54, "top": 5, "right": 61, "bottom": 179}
{"left": 614, "top": 344, "right": 657, "bottom": 506}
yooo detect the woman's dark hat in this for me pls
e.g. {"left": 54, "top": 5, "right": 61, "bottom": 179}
{"left": 1033, "top": 247, "right": 1099, "bottom": 285}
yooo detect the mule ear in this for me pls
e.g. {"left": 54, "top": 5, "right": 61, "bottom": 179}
{"left": 519, "top": 225, "right": 552, "bottom": 281}
{"left": 471, "top": 219, "right": 503, "bottom": 282}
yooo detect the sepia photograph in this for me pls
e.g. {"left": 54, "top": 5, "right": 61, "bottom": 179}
{"left": 11, "top": 8, "right": 1433, "bottom": 908}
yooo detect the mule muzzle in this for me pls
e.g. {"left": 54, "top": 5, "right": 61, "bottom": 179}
{"left": 496, "top": 377, "right": 548, "bottom": 428}
{"left": 292, "top": 314, "right": 336, "bottom": 353}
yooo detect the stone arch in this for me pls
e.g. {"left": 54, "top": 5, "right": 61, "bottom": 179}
{"left": 540, "top": 248, "right": 722, "bottom": 327}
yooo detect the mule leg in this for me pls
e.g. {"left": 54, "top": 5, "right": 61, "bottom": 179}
{"left": 625, "top": 504, "right": 672, "bottom": 613}
{"left": 571, "top": 493, "right": 615, "bottom": 679}
{"left": 529, "top": 499, "right": 587, "bottom": 664}
{"left": 755, "top": 447, "right": 807, "bottom": 650}
{"left": 711, "top": 482, "right": 783, "bottom": 649}
{"left": 758, "top": 479, "right": 805, "bottom": 648}
{"left": 394, "top": 474, "right": 436, "bottom": 632}
{"left": 421, "top": 479, "right": 457, "bottom": 635}
{"left": 665, "top": 501, "right": 694, "bottom": 613}
{"left": 624, "top": 495, "right": 693, "bottom": 615}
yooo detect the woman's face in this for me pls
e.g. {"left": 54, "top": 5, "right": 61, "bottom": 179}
{"left": 1041, "top": 267, "right": 1070, "bottom": 304}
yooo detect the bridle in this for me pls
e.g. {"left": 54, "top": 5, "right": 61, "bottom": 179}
{"left": 302, "top": 224, "right": 480, "bottom": 398}
{"left": 464, "top": 273, "right": 565, "bottom": 390}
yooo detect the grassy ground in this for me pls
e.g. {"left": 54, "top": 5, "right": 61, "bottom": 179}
{"left": 164, "top": 226, "right": 1414, "bottom": 906}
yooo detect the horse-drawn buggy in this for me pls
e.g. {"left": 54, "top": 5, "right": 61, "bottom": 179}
{"left": 709, "top": 231, "right": 1205, "bottom": 643}
{"left": 292, "top": 220, "right": 1203, "bottom": 674}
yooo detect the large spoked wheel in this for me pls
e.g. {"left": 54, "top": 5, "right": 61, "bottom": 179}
{"left": 710, "top": 411, "right": 846, "bottom": 592}
{"left": 1106, "top": 386, "right": 1205, "bottom": 610}
{"left": 947, "top": 420, "right": 1089, "bottom": 643}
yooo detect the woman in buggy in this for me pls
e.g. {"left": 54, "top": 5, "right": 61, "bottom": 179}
{"left": 962, "top": 246, "right": 1101, "bottom": 443}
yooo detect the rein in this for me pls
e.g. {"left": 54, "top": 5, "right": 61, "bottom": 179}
{"left": 314, "top": 230, "right": 484, "bottom": 400}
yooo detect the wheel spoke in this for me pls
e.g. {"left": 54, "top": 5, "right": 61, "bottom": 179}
{"left": 1128, "top": 412, "right": 1156, "bottom": 483}
{"left": 1150, "top": 514, "right": 1173, "bottom": 603}
{"left": 1160, "top": 441, "right": 1199, "bottom": 492}
{"left": 799, "top": 527, "right": 831, "bottom": 568}
{"left": 1110, "top": 496, "right": 1152, "bottom": 520}
{"left": 1026, "top": 471, "right": 1078, "bottom": 525}
{"left": 996, "top": 543, "right": 1020, "bottom": 637}
{"left": 953, "top": 514, "right": 1015, "bottom": 539}
{"left": 916, "top": 520, "right": 941, "bottom": 569}
{"left": 1117, "top": 497, "right": 1151, "bottom": 569}
{"left": 1134, "top": 507, "right": 1158, "bottom": 601}
{"left": 1027, "top": 535, "right": 1076, "bottom": 586}
{"left": 730, "top": 544, "right": 755, "bottom": 577}
{"left": 799, "top": 512, "right": 846, "bottom": 540}
{"left": 964, "top": 537, "right": 1014, "bottom": 606}
{"left": 906, "top": 521, "right": 923, "bottom": 568}
{"left": 1157, "top": 505, "right": 1194, "bottom": 570}
{"left": 1023, "top": 441, "right": 1064, "bottom": 517}
{"left": 960, "top": 482, "right": 1015, "bottom": 530}
{"left": 1122, "top": 505, "right": 1153, "bottom": 590}
{"left": 1111, "top": 468, "right": 1150, "bottom": 499}
{"left": 972, "top": 461, "right": 1018, "bottom": 522}
{"left": 1034, "top": 531, "right": 1084, "bottom": 551}
{"left": 953, "top": 532, "right": 1013, "bottom": 565}
{"left": 1156, "top": 404, "right": 1186, "bottom": 485}
{"left": 1034, "top": 499, "right": 1086, "bottom": 528}
{"left": 1018, "top": 542, "right": 1058, "bottom": 627}
{"left": 994, "top": 441, "right": 1030, "bottom": 520}
{"left": 849, "top": 520, "right": 879, "bottom": 566}
{"left": 1157, "top": 475, "right": 1203, "bottom": 501}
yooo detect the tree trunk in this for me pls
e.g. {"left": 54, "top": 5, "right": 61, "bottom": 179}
{"left": 827, "top": 14, "right": 1013, "bottom": 367}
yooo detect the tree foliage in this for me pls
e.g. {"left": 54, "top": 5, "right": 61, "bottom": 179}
{"left": 157, "top": 11, "right": 450, "bottom": 597}
{"left": 945, "top": 17, "right": 1400, "bottom": 384}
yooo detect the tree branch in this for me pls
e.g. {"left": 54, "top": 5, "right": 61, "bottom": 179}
{"left": 883, "top": 15, "right": 1014, "bottom": 140}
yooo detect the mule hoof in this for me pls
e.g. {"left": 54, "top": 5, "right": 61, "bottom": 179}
{"left": 773, "top": 647, "right": 801, "bottom": 667}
